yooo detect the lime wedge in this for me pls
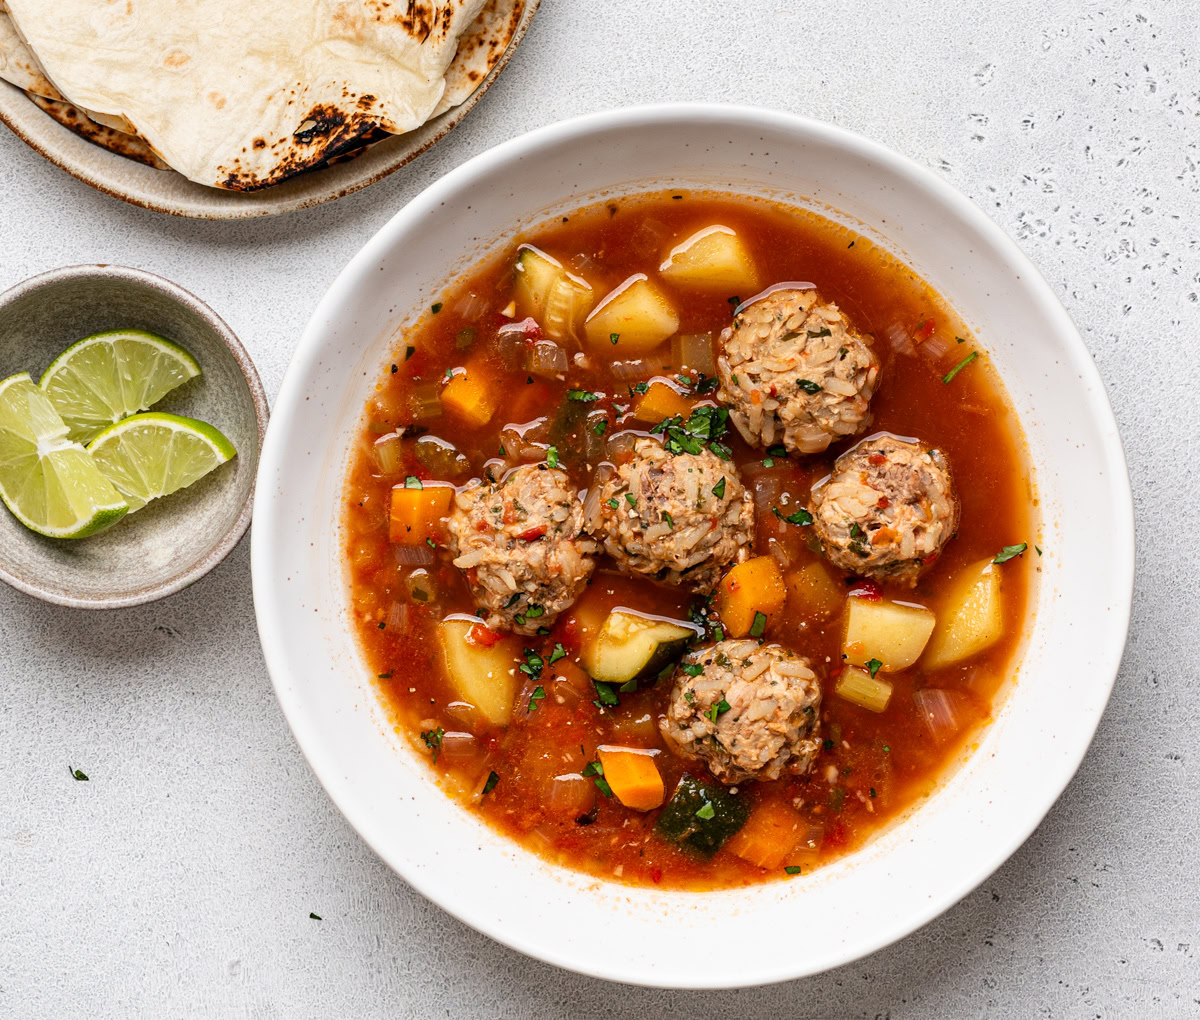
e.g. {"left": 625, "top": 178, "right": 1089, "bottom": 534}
{"left": 40, "top": 329, "right": 201, "bottom": 443}
{"left": 0, "top": 372, "right": 129, "bottom": 538}
{"left": 87, "top": 412, "right": 236, "bottom": 512}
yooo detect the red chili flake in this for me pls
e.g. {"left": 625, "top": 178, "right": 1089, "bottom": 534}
{"left": 914, "top": 318, "right": 935, "bottom": 342}
{"left": 651, "top": 867, "right": 663, "bottom": 884}
{"left": 847, "top": 579, "right": 883, "bottom": 601}
{"left": 876, "top": 496, "right": 891, "bottom": 509}
{"left": 517, "top": 525, "right": 547, "bottom": 542}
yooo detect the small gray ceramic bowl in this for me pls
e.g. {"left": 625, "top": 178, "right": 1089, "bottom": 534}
{"left": 0, "top": 265, "right": 268, "bottom": 608}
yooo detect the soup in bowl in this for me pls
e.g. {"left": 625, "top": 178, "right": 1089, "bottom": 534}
{"left": 252, "top": 105, "right": 1132, "bottom": 985}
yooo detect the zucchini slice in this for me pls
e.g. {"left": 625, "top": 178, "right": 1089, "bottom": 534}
{"left": 655, "top": 774, "right": 750, "bottom": 856}
{"left": 580, "top": 609, "right": 694, "bottom": 685}
{"left": 513, "top": 245, "right": 593, "bottom": 341}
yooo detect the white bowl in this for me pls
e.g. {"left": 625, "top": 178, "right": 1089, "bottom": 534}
{"left": 251, "top": 104, "right": 1134, "bottom": 987}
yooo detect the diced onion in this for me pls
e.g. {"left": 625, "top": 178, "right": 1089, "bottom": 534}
{"left": 548, "top": 773, "right": 595, "bottom": 817}
{"left": 605, "top": 431, "right": 639, "bottom": 461}
{"left": 610, "top": 358, "right": 654, "bottom": 381}
{"left": 913, "top": 688, "right": 973, "bottom": 745}
{"left": 884, "top": 321, "right": 915, "bottom": 356}
{"left": 452, "top": 290, "right": 488, "bottom": 320}
{"left": 497, "top": 325, "right": 531, "bottom": 370}
{"left": 671, "top": 332, "right": 717, "bottom": 376}
{"left": 392, "top": 543, "right": 435, "bottom": 567}
{"left": 919, "top": 335, "right": 950, "bottom": 362}
{"left": 384, "top": 600, "right": 410, "bottom": 631}
{"left": 527, "top": 340, "right": 568, "bottom": 378}
{"left": 438, "top": 730, "right": 481, "bottom": 765}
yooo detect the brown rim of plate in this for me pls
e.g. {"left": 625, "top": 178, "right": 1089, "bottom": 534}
{"left": 0, "top": 0, "right": 540, "bottom": 219}
{"left": 0, "top": 264, "right": 270, "bottom": 609}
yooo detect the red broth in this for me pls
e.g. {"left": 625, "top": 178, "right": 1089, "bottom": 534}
{"left": 343, "top": 192, "right": 1038, "bottom": 889}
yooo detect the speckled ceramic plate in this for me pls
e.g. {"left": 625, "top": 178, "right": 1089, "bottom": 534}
{"left": 0, "top": 0, "right": 538, "bottom": 219}
{"left": 0, "top": 265, "right": 268, "bottom": 608}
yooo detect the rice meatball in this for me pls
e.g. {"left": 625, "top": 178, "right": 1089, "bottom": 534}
{"left": 717, "top": 287, "right": 880, "bottom": 454}
{"left": 660, "top": 640, "right": 822, "bottom": 784}
{"left": 812, "top": 434, "right": 959, "bottom": 587}
{"left": 585, "top": 437, "right": 753, "bottom": 592}
{"left": 447, "top": 463, "right": 597, "bottom": 635}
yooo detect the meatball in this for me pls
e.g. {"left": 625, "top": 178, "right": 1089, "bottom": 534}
{"left": 717, "top": 287, "right": 880, "bottom": 454}
{"left": 660, "top": 640, "right": 822, "bottom": 784}
{"left": 584, "top": 436, "right": 753, "bottom": 592}
{"left": 447, "top": 463, "right": 597, "bottom": 635}
{"left": 812, "top": 434, "right": 959, "bottom": 587}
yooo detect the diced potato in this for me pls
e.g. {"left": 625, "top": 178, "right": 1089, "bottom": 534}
{"left": 597, "top": 745, "right": 664, "bottom": 811}
{"left": 725, "top": 799, "right": 810, "bottom": 870}
{"left": 922, "top": 559, "right": 1004, "bottom": 670}
{"left": 631, "top": 380, "right": 694, "bottom": 422}
{"left": 584, "top": 274, "right": 679, "bottom": 354}
{"left": 659, "top": 225, "right": 759, "bottom": 291}
{"left": 842, "top": 597, "right": 936, "bottom": 672}
{"left": 835, "top": 666, "right": 894, "bottom": 713}
{"left": 441, "top": 358, "right": 498, "bottom": 426}
{"left": 389, "top": 483, "right": 453, "bottom": 545}
{"left": 786, "top": 561, "right": 843, "bottom": 620}
{"left": 716, "top": 555, "right": 787, "bottom": 638}
{"left": 437, "top": 618, "right": 520, "bottom": 727}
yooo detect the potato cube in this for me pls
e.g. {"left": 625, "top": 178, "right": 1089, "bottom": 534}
{"left": 843, "top": 597, "right": 936, "bottom": 672}
{"left": 584, "top": 274, "right": 679, "bottom": 353}
{"left": 922, "top": 559, "right": 1004, "bottom": 669}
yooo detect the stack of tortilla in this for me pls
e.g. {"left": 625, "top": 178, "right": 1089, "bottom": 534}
{"left": 0, "top": 0, "right": 526, "bottom": 190}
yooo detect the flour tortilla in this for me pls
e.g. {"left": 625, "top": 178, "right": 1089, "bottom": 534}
{"left": 0, "top": 5, "right": 61, "bottom": 101}
{"left": 4, "top": 0, "right": 487, "bottom": 191}
{"left": 433, "top": 0, "right": 526, "bottom": 118}
{"left": 26, "top": 93, "right": 169, "bottom": 169}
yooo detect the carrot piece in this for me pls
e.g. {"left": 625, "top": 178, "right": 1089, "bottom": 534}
{"left": 716, "top": 555, "right": 787, "bottom": 637}
{"left": 725, "top": 799, "right": 809, "bottom": 870}
{"left": 389, "top": 484, "right": 453, "bottom": 544}
{"left": 442, "top": 360, "right": 498, "bottom": 426}
{"left": 631, "top": 380, "right": 694, "bottom": 422}
{"left": 597, "top": 745, "right": 664, "bottom": 811}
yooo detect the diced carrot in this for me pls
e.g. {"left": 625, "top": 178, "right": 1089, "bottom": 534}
{"left": 725, "top": 799, "right": 809, "bottom": 870}
{"left": 716, "top": 555, "right": 787, "bottom": 637}
{"left": 442, "top": 359, "right": 499, "bottom": 426}
{"left": 389, "top": 484, "right": 453, "bottom": 544}
{"left": 631, "top": 380, "right": 694, "bottom": 422}
{"left": 597, "top": 745, "right": 664, "bottom": 811}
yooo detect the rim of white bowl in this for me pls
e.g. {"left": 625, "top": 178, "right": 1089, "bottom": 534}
{"left": 252, "top": 103, "right": 1135, "bottom": 987}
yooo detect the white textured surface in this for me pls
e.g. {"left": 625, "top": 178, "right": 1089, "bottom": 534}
{"left": 0, "top": 1, "right": 1195, "bottom": 1016}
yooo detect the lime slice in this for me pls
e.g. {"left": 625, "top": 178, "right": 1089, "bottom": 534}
{"left": 0, "top": 372, "right": 128, "bottom": 538}
{"left": 87, "top": 412, "right": 236, "bottom": 512}
{"left": 40, "top": 329, "right": 201, "bottom": 443}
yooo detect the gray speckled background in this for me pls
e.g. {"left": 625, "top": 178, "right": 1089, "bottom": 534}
{"left": 1, "top": 1, "right": 1196, "bottom": 1016}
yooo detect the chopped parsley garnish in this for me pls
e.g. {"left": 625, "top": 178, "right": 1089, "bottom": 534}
{"left": 662, "top": 510, "right": 675, "bottom": 529}
{"left": 593, "top": 419, "right": 608, "bottom": 436}
{"left": 404, "top": 475, "right": 423, "bottom": 489}
{"left": 520, "top": 648, "right": 544, "bottom": 680}
{"left": 684, "top": 690, "right": 695, "bottom": 703}
{"left": 696, "top": 374, "right": 720, "bottom": 394}
{"left": 431, "top": 302, "right": 443, "bottom": 314}
{"left": 823, "top": 738, "right": 835, "bottom": 752}
{"left": 712, "top": 477, "right": 726, "bottom": 499}
{"left": 993, "top": 542, "right": 1028, "bottom": 564}
{"left": 681, "top": 663, "right": 704, "bottom": 677}
{"left": 546, "top": 446, "right": 559, "bottom": 468}
{"left": 425, "top": 537, "right": 437, "bottom": 549}
{"left": 650, "top": 405, "right": 730, "bottom": 458}
{"left": 695, "top": 801, "right": 716, "bottom": 820}
{"left": 610, "top": 332, "right": 620, "bottom": 345}
{"left": 482, "top": 771, "right": 500, "bottom": 795}
{"left": 524, "top": 604, "right": 545, "bottom": 618}
{"left": 607, "top": 497, "right": 619, "bottom": 511}
{"left": 807, "top": 327, "right": 832, "bottom": 339}
{"left": 749, "top": 611, "right": 767, "bottom": 638}
{"left": 420, "top": 726, "right": 445, "bottom": 763}
{"left": 377, "top": 671, "right": 392, "bottom": 679}
{"left": 69, "top": 766, "right": 89, "bottom": 781}
{"left": 619, "top": 678, "right": 639, "bottom": 693}
{"left": 943, "top": 350, "right": 978, "bottom": 384}
{"left": 310, "top": 912, "right": 322, "bottom": 920}
{"left": 498, "top": 442, "right": 506, "bottom": 455}
{"left": 592, "top": 680, "right": 620, "bottom": 707}
{"left": 504, "top": 592, "right": 522, "bottom": 609}
{"left": 582, "top": 760, "right": 613, "bottom": 797}
{"left": 955, "top": 336, "right": 967, "bottom": 344}
{"left": 548, "top": 643, "right": 567, "bottom": 665}
{"left": 405, "top": 345, "right": 415, "bottom": 361}
{"left": 762, "top": 457, "right": 774, "bottom": 468}
{"left": 727, "top": 295, "right": 741, "bottom": 308}
{"left": 796, "top": 379, "right": 822, "bottom": 394}
{"left": 625, "top": 493, "right": 638, "bottom": 507}
{"left": 869, "top": 787, "right": 877, "bottom": 799}
{"left": 631, "top": 381, "right": 650, "bottom": 395}
{"left": 865, "top": 657, "right": 883, "bottom": 678}
{"left": 848, "top": 240, "right": 856, "bottom": 249}
{"left": 568, "top": 389, "right": 599, "bottom": 402}
{"left": 527, "top": 686, "right": 546, "bottom": 712}
{"left": 1035, "top": 545, "right": 1043, "bottom": 556}
{"left": 706, "top": 699, "right": 732, "bottom": 723}
{"left": 784, "top": 865, "right": 803, "bottom": 875}
{"left": 772, "top": 506, "right": 813, "bottom": 526}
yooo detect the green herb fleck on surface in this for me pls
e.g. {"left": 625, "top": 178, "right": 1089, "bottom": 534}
{"left": 749, "top": 611, "right": 767, "bottom": 638}
{"left": 593, "top": 419, "right": 608, "bottom": 436}
{"left": 610, "top": 332, "right": 620, "bottom": 345}
{"left": 482, "top": 771, "right": 500, "bottom": 795}
{"left": 568, "top": 389, "right": 599, "bottom": 402}
{"left": 682, "top": 663, "right": 704, "bottom": 677}
{"left": 712, "top": 477, "right": 726, "bottom": 499}
{"left": 549, "top": 643, "right": 567, "bottom": 665}
{"left": 866, "top": 657, "right": 883, "bottom": 678}
{"left": 797, "top": 379, "right": 822, "bottom": 394}
{"left": 607, "top": 497, "right": 619, "bottom": 511}
{"left": 625, "top": 493, "right": 638, "bottom": 507}
{"left": 431, "top": 302, "right": 443, "bottom": 314}
{"left": 661, "top": 510, "right": 674, "bottom": 529}
{"left": 593, "top": 680, "right": 620, "bottom": 707}
{"left": 943, "top": 350, "right": 979, "bottom": 384}
{"left": 420, "top": 726, "right": 445, "bottom": 763}
{"left": 546, "top": 446, "right": 559, "bottom": 469}
{"left": 784, "top": 865, "right": 803, "bottom": 875}
{"left": 706, "top": 698, "right": 732, "bottom": 723}
{"left": 404, "top": 475, "right": 423, "bottom": 489}
{"left": 993, "top": 542, "right": 1028, "bottom": 564}
{"left": 807, "top": 327, "right": 832, "bottom": 339}
{"left": 405, "top": 345, "right": 415, "bottom": 361}
{"left": 695, "top": 801, "right": 716, "bottom": 820}
{"left": 528, "top": 686, "right": 546, "bottom": 712}
{"left": 377, "top": 672, "right": 392, "bottom": 679}
{"left": 310, "top": 912, "right": 322, "bottom": 920}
